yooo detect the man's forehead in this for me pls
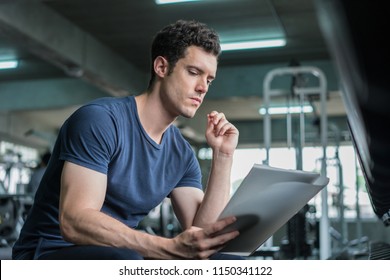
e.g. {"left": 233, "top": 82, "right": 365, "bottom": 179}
{"left": 182, "top": 46, "right": 218, "bottom": 74}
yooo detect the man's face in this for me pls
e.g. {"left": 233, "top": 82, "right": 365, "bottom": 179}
{"left": 160, "top": 46, "right": 218, "bottom": 119}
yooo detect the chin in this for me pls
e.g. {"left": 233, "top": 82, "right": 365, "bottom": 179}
{"left": 179, "top": 104, "right": 200, "bottom": 119}
{"left": 181, "top": 113, "right": 195, "bottom": 119}
{"left": 181, "top": 110, "right": 197, "bottom": 119}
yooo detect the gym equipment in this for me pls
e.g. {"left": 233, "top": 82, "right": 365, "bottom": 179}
{"left": 262, "top": 65, "right": 330, "bottom": 259}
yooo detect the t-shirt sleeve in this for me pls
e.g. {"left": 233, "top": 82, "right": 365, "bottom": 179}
{"left": 175, "top": 148, "right": 203, "bottom": 190}
{"left": 59, "top": 104, "right": 117, "bottom": 174}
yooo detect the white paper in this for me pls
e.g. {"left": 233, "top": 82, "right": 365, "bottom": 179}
{"left": 218, "top": 164, "right": 329, "bottom": 256}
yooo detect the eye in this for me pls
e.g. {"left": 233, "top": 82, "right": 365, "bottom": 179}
{"left": 189, "top": 69, "right": 198, "bottom": 76}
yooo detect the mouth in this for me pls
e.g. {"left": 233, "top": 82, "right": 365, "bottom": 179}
{"left": 190, "top": 97, "right": 202, "bottom": 106}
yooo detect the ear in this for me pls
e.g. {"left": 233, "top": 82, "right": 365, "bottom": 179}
{"left": 153, "top": 56, "right": 169, "bottom": 78}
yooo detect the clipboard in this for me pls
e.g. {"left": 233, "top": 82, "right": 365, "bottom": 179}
{"left": 218, "top": 164, "right": 329, "bottom": 256}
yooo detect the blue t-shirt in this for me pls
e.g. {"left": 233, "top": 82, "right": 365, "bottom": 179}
{"left": 12, "top": 96, "right": 202, "bottom": 259}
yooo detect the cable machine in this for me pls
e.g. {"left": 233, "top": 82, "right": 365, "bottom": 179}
{"left": 262, "top": 66, "right": 330, "bottom": 259}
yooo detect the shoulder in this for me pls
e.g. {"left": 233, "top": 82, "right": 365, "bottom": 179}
{"left": 77, "top": 96, "right": 133, "bottom": 115}
{"left": 61, "top": 97, "right": 133, "bottom": 144}
{"left": 87, "top": 96, "right": 133, "bottom": 108}
{"left": 66, "top": 96, "right": 133, "bottom": 125}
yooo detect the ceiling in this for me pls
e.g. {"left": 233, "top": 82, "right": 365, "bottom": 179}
{"left": 0, "top": 0, "right": 345, "bottom": 148}
{"left": 42, "top": 0, "right": 330, "bottom": 72}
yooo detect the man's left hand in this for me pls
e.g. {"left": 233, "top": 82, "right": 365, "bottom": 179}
{"left": 205, "top": 111, "right": 239, "bottom": 156}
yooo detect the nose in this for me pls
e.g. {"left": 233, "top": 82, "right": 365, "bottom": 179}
{"left": 195, "top": 78, "right": 208, "bottom": 94}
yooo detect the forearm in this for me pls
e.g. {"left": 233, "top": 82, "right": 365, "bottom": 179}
{"left": 193, "top": 150, "right": 233, "bottom": 227}
{"left": 60, "top": 209, "right": 175, "bottom": 259}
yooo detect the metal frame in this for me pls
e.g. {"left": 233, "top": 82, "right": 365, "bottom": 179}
{"left": 262, "top": 66, "right": 330, "bottom": 259}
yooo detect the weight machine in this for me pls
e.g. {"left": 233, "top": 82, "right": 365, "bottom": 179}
{"left": 262, "top": 66, "right": 330, "bottom": 259}
{"left": 0, "top": 150, "right": 34, "bottom": 248}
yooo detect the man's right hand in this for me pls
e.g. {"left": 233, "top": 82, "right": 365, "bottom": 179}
{"left": 170, "top": 216, "right": 239, "bottom": 259}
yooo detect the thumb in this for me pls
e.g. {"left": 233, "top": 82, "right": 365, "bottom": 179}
{"left": 206, "top": 114, "right": 216, "bottom": 135}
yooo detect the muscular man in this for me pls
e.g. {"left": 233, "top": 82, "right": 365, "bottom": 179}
{"left": 13, "top": 19, "right": 241, "bottom": 260}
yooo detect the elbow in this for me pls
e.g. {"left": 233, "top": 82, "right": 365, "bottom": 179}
{"left": 59, "top": 211, "right": 79, "bottom": 243}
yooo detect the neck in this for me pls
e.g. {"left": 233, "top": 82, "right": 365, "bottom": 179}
{"left": 135, "top": 92, "right": 176, "bottom": 144}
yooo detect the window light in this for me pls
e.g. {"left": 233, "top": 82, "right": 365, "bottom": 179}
{"left": 155, "top": 0, "right": 201, "bottom": 4}
{"left": 221, "top": 39, "right": 286, "bottom": 51}
{"left": 0, "top": 60, "right": 18, "bottom": 70}
{"left": 259, "top": 105, "right": 313, "bottom": 115}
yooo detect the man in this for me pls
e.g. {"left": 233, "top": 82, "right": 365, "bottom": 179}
{"left": 12, "top": 19, "right": 240, "bottom": 260}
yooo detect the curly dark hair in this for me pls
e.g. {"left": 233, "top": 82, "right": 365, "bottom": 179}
{"left": 147, "top": 19, "right": 221, "bottom": 89}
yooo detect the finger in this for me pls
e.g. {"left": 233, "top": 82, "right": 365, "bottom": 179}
{"left": 207, "top": 111, "right": 225, "bottom": 125}
{"left": 208, "top": 112, "right": 230, "bottom": 136}
{"left": 207, "top": 111, "right": 219, "bottom": 123}
{"left": 212, "top": 112, "right": 226, "bottom": 125}
{"left": 206, "top": 111, "right": 217, "bottom": 129}
{"left": 214, "top": 119, "right": 231, "bottom": 136}
{"left": 206, "top": 230, "right": 240, "bottom": 252}
{"left": 217, "top": 122, "right": 238, "bottom": 137}
{"left": 188, "top": 221, "right": 239, "bottom": 259}
{"left": 204, "top": 216, "right": 237, "bottom": 236}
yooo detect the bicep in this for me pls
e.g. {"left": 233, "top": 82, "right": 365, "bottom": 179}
{"left": 60, "top": 161, "right": 107, "bottom": 220}
{"left": 170, "top": 187, "right": 204, "bottom": 229}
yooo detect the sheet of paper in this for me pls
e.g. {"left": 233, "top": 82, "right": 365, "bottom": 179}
{"left": 218, "top": 164, "right": 329, "bottom": 256}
